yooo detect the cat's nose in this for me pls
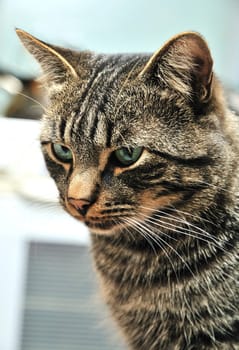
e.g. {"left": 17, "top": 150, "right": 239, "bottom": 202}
{"left": 68, "top": 198, "right": 91, "bottom": 216}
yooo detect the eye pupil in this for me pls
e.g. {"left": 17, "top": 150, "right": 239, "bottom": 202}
{"left": 52, "top": 143, "right": 73, "bottom": 163}
{"left": 114, "top": 147, "right": 143, "bottom": 166}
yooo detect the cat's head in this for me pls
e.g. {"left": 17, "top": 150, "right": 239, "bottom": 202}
{"left": 17, "top": 29, "right": 236, "bottom": 235}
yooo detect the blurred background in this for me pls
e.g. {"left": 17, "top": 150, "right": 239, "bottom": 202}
{"left": 0, "top": 0, "right": 239, "bottom": 350}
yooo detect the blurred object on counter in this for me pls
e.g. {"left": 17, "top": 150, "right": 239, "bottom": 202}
{"left": 0, "top": 71, "right": 44, "bottom": 119}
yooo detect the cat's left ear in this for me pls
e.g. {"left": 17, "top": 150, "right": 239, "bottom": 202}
{"left": 139, "top": 32, "right": 213, "bottom": 103}
{"left": 16, "top": 29, "right": 78, "bottom": 88}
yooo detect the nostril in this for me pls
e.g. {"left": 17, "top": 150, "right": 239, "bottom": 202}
{"left": 79, "top": 203, "right": 90, "bottom": 216}
{"left": 68, "top": 198, "right": 91, "bottom": 216}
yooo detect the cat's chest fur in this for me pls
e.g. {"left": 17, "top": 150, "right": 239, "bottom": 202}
{"left": 91, "top": 217, "right": 239, "bottom": 350}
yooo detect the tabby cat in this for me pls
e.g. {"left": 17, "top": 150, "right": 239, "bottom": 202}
{"left": 16, "top": 29, "right": 239, "bottom": 349}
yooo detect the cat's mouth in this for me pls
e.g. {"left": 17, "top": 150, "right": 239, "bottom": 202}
{"left": 73, "top": 215, "right": 128, "bottom": 234}
{"left": 85, "top": 219, "right": 120, "bottom": 233}
{"left": 65, "top": 199, "right": 131, "bottom": 234}
{"left": 64, "top": 193, "right": 183, "bottom": 235}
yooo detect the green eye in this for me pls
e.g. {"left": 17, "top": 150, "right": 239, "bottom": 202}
{"left": 114, "top": 147, "right": 143, "bottom": 166}
{"left": 52, "top": 143, "right": 73, "bottom": 163}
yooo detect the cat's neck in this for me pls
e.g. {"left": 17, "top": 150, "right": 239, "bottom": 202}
{"left": 91, "top": 200, "right": 237, "bottom": 287}
{"left": 92, "top": 202, "right": 237, "bottom": 283}
{"left": 90, "top": 203, "right": 239, "bottom": 350}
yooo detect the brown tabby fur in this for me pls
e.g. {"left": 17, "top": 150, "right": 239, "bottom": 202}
{"left": 17, "top": 29, "right": 239, "bottom": 349}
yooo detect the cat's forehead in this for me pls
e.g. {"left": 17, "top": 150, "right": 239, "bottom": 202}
{"left": 41, "top": 53, "right": 195, "bottom": 154}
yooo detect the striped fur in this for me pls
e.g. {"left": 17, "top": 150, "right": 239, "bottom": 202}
{"left": 17, "top": 30, "right": 239, "bottom": 349}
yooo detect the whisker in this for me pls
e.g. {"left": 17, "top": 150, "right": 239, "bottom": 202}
{"left": 124, "top": 215, "right": 238, "bottom": 287}
{"left": 167, "top": 206, "right": 214, "bottom": 226}
{"left": 123, "top": 217, "right": 170, "bottom": 322}
{"left": 140, "top": 205, "right": 230, "bottom": 248}
{"left": 16, "top": 91, "right": 46, "bottom": 112}
{"left": 197, "top": 180, "right": 238, "bottom": 196}
{"left": 117, "top": 218, "right": 135, "bottom": 242}
{"left": 123, "top": 217, "right": 158, "bottom": 256}
{"left": 21, "top": 200, "right": 60, "bottom": 211}
{"left": 126, "top": 217, "right": 196, "bottom": 280}
{"left": 138, "top": 212, "right": 230, "bottom": 253}
{"left": 126, "top": 217, "right": 181, "bottom": 285}
{"left": 142, "top": 220, "right": 196, "bottom": 279}
{"left": 152, "top": 218, "right": 231, "bottom": 257}
{"left": 141, "top": 204, "right": 212, "bottom": 228}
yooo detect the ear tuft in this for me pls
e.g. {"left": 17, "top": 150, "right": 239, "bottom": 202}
{"left": 16, "top": 29, "right": 78, "bottom": 87}
{"left": 140, "top": 32, "right": 213, "bottom": 102}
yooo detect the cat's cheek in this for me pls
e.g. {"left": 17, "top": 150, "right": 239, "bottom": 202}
{"left": 138, "top": 189, "right": 182, "bottom": 217}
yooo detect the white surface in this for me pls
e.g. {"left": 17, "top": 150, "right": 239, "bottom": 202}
{"left": 0, "top": 238, "right": 27, "bottom": 350}
{"left": 0, "top": 116, "right": 90, "bottom": 350}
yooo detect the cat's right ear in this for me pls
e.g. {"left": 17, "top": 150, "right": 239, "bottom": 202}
{"left": 16, "top": 29, "right": 78, "bottom": 88}
{"left": 139, "top": 32, "right": 213, "bottom": 104}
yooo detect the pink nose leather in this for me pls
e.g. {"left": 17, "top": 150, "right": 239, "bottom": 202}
{"left": 68, "top": 198, "right": 91, "bottom": 216}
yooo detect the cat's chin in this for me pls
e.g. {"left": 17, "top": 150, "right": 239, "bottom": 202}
{"left": 85, "top": 220, "right": 123, "bottom": 235}
{"left": 69, "top": 214, "right": 123, "bottom": 235}
{"left": 88, "top": 227, "right": 118, "bottom": 235}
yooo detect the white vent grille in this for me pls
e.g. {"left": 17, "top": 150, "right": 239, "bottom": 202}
{"left": 21, "top": 242, "right": 125, "bottom": 350}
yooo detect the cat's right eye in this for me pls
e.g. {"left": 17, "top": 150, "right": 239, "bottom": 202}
{"left": 51, "top": 143, "right": 73, "bottom": 163}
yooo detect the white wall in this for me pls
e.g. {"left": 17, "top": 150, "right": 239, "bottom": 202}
{"left": 0, "top": 0, "right": 238, "bottom": 87}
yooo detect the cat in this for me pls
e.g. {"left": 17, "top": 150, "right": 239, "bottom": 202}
{"left": 16, "top": 29, "right": 239, "bottom": 350}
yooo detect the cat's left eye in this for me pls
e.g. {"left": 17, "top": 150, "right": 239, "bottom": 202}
{"left": 51, "top": 143, "right": 73, "bottom": 163}
{"left": 114, "top": 146, "right": 143, "bottom": 166}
